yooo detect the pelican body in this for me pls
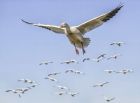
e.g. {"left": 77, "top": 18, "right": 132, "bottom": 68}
{"left": 21, "top": 5, "right": 123, "bottom": 54}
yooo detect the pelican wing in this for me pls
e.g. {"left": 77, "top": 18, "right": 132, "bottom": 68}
{"left": 21, "top": 19, "right": 65, "bottom": 34}
{"left": 102, "top": 82, "right": 109, "bottom": 85}
{"left": 76, "top": 5, "right": 123, "bottom": 34}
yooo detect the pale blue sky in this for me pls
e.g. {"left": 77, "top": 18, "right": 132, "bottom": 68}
{"left": 0, "top": 0, "right": 140, "bottom": 103}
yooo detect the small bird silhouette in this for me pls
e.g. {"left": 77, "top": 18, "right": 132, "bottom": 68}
{"left": 93, "top": 82, "right": 109, "bottom": 87}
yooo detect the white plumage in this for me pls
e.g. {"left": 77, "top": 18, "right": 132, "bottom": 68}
{"left": 22, "top": 5, "right": 123, "bottom": 54}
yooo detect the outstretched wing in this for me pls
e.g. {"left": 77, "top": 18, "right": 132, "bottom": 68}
{"left": 21, "top": 19, "right": 65, "bottom": 34}
{"left": 102, "top": 82, "right": 109, "bottom": 85}
{"left": 76, "top": 5, "right": 123, "bottom": 34}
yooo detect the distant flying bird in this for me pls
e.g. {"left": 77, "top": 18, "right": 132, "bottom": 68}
{"left": 65, "top": 69, "right": 75, "bottom": 73}
{"left": 48, "top": 72, "right": 61, "bottom": 76}
{"left": 39, "top": 61, "right": 53, "bottom": 65}
{"left": 5, "top": 89, "right": 16, "bottom": 93}
{"left": 30, "top": 84, "right": 39, "bottom": 88}
{"left": 82, "top": 57, "right": 90, "bottom": 62}
{"left": 6, "top": 89, "right": 22, "bottom": 98}
{"left": 15, "top": 88, "right": 31, "bottom": 94}
{"left": 92, "top": 57, "right": 105, "bottom": 62}
{"left": 44, "top": 76, "right": 57, "bottom": 82}
{"left": 55, "top": 91, "right": 67, "bottom": 96}
{"left": 68, "top": 92, "right": 79, "bottom": 97}
{"left": 74, "top": 70, "right": 85, "bottom": 75}
{"left": 20, "top": 87, "right": 31, "bottom": 94}
{"left": 107, "top": 54, "right": 121, "bottom": 60}
{"left": 115, "top": 69, "right": 133, "bottom": 74}
{"left": 91, "top": 54, "right": 106, "bottom": 62}
{"left": 5, "top": 88, "right": 31, "bottom": 98}
{"left": 21, "top": 5, "right": 123, "bottom": 55}
{"left": 65, "top": 69, "right": 84, "bottom": 75}
{"left": 60, "top": 59, "right": 78, "bottom": 64}
{"left": 18, "top": 79, "right": 36, "bottom": 84}
{"left": 54, "top": 85, "right": 69, "bottom": 90}
{"left": 104, "top": 97, "right": 115, "bottom": 102}
{"left": 93, "top": 82, "right": 109, "bottom": 87}
{"left": 104, "top": 70, "right": 115, "bottom": 74}
{"left": 97, "top": 54, "right": 107, "bottom": 59}
{"left": 110, "top": 42, "right": 124, "bottom": 46}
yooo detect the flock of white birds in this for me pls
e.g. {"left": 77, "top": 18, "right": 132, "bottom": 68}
{"left": 5, "top": 41, "right": 133, "bottom": 102}
{"left": 5, "top": 3, "right": 134, "bottom": 103}
{"left": 5, "top": 79, "right": 38, "bottom": 98}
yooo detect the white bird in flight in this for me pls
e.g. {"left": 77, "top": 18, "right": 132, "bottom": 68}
{"left": 104, "top": 70, "right": 115, "bottom": 74}
{"left": 92, "top": 57, "right": 105, "bottom": 62}
{"left": 39, "top": 61, "right": 53, "bottom": 65}
{"left": 60, "top": 59, "right": 78, "bottom": 64}
{"left": 30, "top": 84, "right": 39, "bottom": 88}
{"left": 44, "top": 76, "right": 58, "bottom": 82}
{"left": 115, "top": 69, "right": 133, "bottom": 74}
{"left": 55, "top": 91, "right": 67, "bottom": 96}
{"left": 68, "top": 92, "right": 79, "bottom": 97}
{"left": 5, "top": 87, "right": 31, "bottom": 98}
{"left": 104, "top": 96, "right": 115, "bottom": 102}
{"left": 74, "top": 70, "right": 85, "bottom": 75}
{"left": 53, "top": 85, "right": 69, "bottom": 90}
{"left": 93, "top": 82, "right": 109, "bottom": 87}
{"left": 21, "top": 5, "right": 123, "bottom": 55}
{"left": 97, "top": 53, "right": 107, "bottom": 59}
{"left": 65, "top": 69, "right": 84, "bottom": 75}
{"left": 65, "top": 69, "right": 75, "bottom": 73}
{"left": 18, "top": 79, "right": 36, "bottom": 84}
{"left": 6, "top": 89, "right": 22, "bottom": 98}
{"left": 107, "top": 54, "right": 121, "bottom": 60}
{"left": 110, "top": 42, "right": 125, "bottom": 46}
{"left": 48, "top": 72, "right": 61, "bottom": 76}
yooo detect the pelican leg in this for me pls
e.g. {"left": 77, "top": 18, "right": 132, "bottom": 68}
{"left": 74, "top": 44, "right": 79, "bottom": 55}
{"left": 81, "top": 42, "right": 86, "bottom": 55}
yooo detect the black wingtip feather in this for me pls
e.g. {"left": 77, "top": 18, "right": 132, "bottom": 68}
{"left": 102, "top": 4, "right": 124, "bottom": 22}
{"left": 21, "top": 19, "right": 33, "bottom": 25}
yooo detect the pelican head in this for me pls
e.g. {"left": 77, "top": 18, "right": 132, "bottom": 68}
{"left": 60, "top": 22, "right": 69, "bottom": 28}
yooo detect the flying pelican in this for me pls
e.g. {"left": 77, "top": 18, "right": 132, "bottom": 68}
{"left": 60, "top": 59, "right": 78, "bottom": 64}
{"left": 65, "top": 69, "right": 84, "bottom": 75}
{"left": 74, "top": 70, "right": 85, "bottom": 75}
{"left": 55, "top": 91, "right": 67, "bottom": 96}
{"left": 68, "top": 92, "right": 79, "bottom": 97}
{"left": 104, "top": 97, "right": 115, "bottom": 102}
{"left": 107, "top": 54, "right": 121, "bottom": 60}
{"left": 20, "top": 87, "right": 32, "bottom": 94}
{"left": 92, "top": 57, "right": 105, "bottom": 62}
{"left": 44, "top": 76, "right": 58, "bottom": 82}
{"left": 5, "top": 89, "right": 16, "bottom": 93}
{"left": 21, "top": 5, "right": 123, "bottom": 55}
{"left": 39, "top": 61, "right": 53, "bottom": 65}
{"left": 5, "top": 88, "right": 31, "bottom": 98}
{"left": 97, "top": 53, "right": 107, "bottom": 59}
{"left": 30, "top": 84, "right": 39, "bottom": 88}
{"left": 93, "top": 82, "right": 109, "bottom": 87}
{"left": 18, "top": 79, "right": 36, "bottom": 84}
{"left": 65, "top": 69, "right": 75, "bottom": 73}
{"left": 54, "top": 85, "right": 69, "bottom": 90}
{"left": 115, "top": 69, "right": 133, "bottom": 74}
{"left": 48, "top": 72, "right": 61, "bottom": 76}
{"left": 104, "top": 70, "right": 115, "bottom": 74}
{"left": 110, "top": 42, "right": 125, "bottom": 46}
